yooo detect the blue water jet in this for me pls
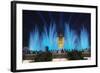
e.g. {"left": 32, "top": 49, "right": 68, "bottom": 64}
{"left": 80, "top": 26, "right": 89, "bottom": 50}
{"left": 64, "top": 24, "right": 77, "bottom": 51}
{"left": 41, "top": 22, "right": 58, "bottom": 51}
{"left": 29, "top": 26, "right": 41, "bottom": 51}
{"left": 28, "top": 23, "right": 90, "bottom": 52}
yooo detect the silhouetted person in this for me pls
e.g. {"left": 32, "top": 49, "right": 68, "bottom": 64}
{"left": 45, "top": 46, "right": 49, "bottom": 52}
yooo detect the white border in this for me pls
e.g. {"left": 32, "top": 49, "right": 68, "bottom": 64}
{"left": 16, "top": 3, "right": 96, "bottom": 70}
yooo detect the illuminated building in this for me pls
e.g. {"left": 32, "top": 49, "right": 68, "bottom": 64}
{"left": 57, "top": 33, "right": 64, "bottom": 49}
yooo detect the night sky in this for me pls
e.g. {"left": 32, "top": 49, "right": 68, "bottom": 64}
{"left": 23, "top": 10, "right": 91, "bottom": 48}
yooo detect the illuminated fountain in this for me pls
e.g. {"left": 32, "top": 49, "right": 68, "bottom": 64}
{"left": 41, "top": 22, "right": 58, "bottom": 51}
{"left": 79, "top": 26, "right": 89, "bottom": 51}
{"left": 64, "top": 24, "right": 77, "bottom": 51}
{"left": 29, "top": 26, "right": 41, "bottom": 51}
{"left": 28, "top": 23, "right": 90, "bottom": 52}
{"left": 29, "top": 22, "right": 58, "bottom": 52}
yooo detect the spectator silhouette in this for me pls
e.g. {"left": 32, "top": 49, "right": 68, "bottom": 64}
{"left": 45, "top": 46, "right": 49, "bottom": 52}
